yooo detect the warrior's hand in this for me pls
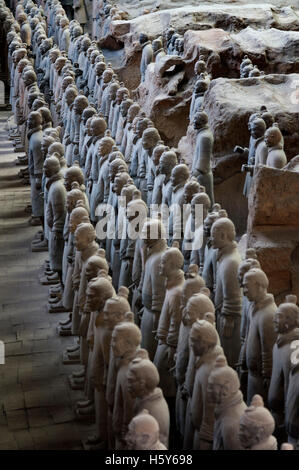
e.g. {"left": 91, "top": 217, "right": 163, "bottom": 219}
{"left": 221, "top": 316, "right": 235, "bottom": 339}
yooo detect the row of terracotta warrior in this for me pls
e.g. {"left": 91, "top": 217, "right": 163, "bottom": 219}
{"left": 1, "top": 0, "right": 298, "bottom": 450}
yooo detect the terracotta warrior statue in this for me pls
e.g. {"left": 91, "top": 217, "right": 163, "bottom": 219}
{"left": 264, "top": 124, "right": 287, "bottom": 169}
{"left": 239, "top": 395, "right": 277, "bottom": 450}
{"left": 202, "top": 208, "right": 227, "bottom": 297}
{"left": 241, "top": 117, "right": 268, "bottom": 194}
{"left": 140, "top": 218, "right": 167, "bottom": 360}
{"left": 285, "top": 360, "right": 299, "bottom": 449}
{"left": 62, "top": 86, "right": 78, "bottom": 148}
{"left": 110, "top": 171, "right": 133, "bottom": 289}
{"left": 105, "top": 156, "right": 128, "bottom": 262}
{"left": 237, "top": 251, "right": 261, "bottom": 401}
{"left": 175, "top": 265, "right": 206, "bottom": 438}
{"left": 93, "top": 134, "right": 116, "bottom": 219}
{"left": 66, "top": 94, "right": 89, "bottom": 166}
{"left": 182, "top": 293, "right": 216, "bottom": 449}
{"left": 60, "top": 205, "right": 90, "bottom": 337}
{"left": 93, "top": 60, "right": 106, "bottom": 105}
{"left": 207, "top": 355, "right": 246, "bottom": 450}
{"left": 243, "top": 267, "right": 277, "bottom": 404}
{"left": 76, "top": 251, "right": 110, "bottom": 394}
{"left": 154, "top": 247, "right": 185, "bottom": 402}
{"left": 237, "top": 110, "right": 263, "bottom": 197}
{"left": 152, "top": 149, "right": 177, "bottom": 207}
{"left": 97, "top": 67, "right": 114, "bottom": 113}
{"left": 139, "top": 33, "right": 153, "bottom": 82}
{"left": 118, "top": 182, "right": 138, "bottom": 291}
{"left": 27, "top": 110, "right": 44, "bottom": 227}
{"left": 75, "top": 223, "right": 100, "bottom": 367}
{"left": 147, "top": 142, "right": 166, "bottom": 207}
{"left": 211, "top": 217, "right": 242, "bottom": 367}
{"left": 190, "top": 319, "right": 223, "bottom": 449}
{"left": 85, "top": 116, "right": 108, "bottom": 223}
{"left": 140, "top": 126, "right": 161, "bottom": 203}
{"left": 126, "top": 409, "right": 167, "bottom": 450}
{"left": 81, "top": 277, "right": 116, "bottom": 449}
{"left": 111, "top": 86, "right": 129, "bottom": 140}
{"left": 60, "top": 205, "right": 90, "bottom": 362}
{"left": 127, "top": 356, "right": 170, "bottom": 448}
{"left": 44, "top": 156, "right": 67, "bottom": 284}
{"left": 115, "top": 97, "right": 133, "bottom": 147}
{"left": 105, "top": 81, "right": 120, "bottom": 129}
{"left": 189, "top": 76, "right": 209, "bottom": 123}
{"left": 125, "top": 192, "right": 148, "bottom": 323}
{"left": 111, "top": 322, "right": 142, "bottom": 449}
{"left": 130, "top": 116, "right": 151, "bottom": 188}
{"left": 168, "top": 164, "right": 190, "bottom": 245}
{"left": 268, "top": 296, "right": 299, "bottom": 434}
{"left": 121, "top": 102, "right": 141, "bottom": 162}
{"left": 73, "top": 94, "right": 89, "bottom": 165}
{"left": 184, "top": 190, "right": 211, "bottom": 273}
{"left": 79, "top": 106, "right": 97, "bottom": 158}
{"left": 191, "top": 111, "right": 214, "bottom": 206}
{"left": 49, "top": 187, "right": 86, "bottom": 314}
{"left": 152, "top": 37, "right": 166, "bottom": 65}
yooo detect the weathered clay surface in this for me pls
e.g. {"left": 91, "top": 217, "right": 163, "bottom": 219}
{"left": 248, "top": 166, "right": 299, "bottom": 228}
{"left": 202, "top": 74, "right": 299, "bottom": 161}
{"left": 247, "top": 166, "right": 299, "bottom": 303}
{"left": 137, "top": 61, "right": 189, "bottom": 146}
{"left": 183, "top": 27, "right": 299, "bottom": 78}
{"left": 111, "top": 4, "right": 299, "bottom": 46}
{"left": 105, "top": 4, "right": 299, "bottom": 87}
{"left": 104, "top": 5, "right": 299, "bottom": 89}
{"left": 108, "top": 27, "right": 299, "bottom": 134}
{"left": 117, "top": 0, "right": 299, "bottom": 21}
{"left": 231, "top": 28, "right": 299, "bottom": 73}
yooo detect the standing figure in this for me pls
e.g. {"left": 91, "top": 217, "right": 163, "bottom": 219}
{"left": 239, "top": 395, "right": 277, "bottom": 450}
{"left": 211, "top": 217, "right": 242, "bottom": 367}
{"left": 175, "top": 266, "right": 206, "bottom": 438}
{"left": 140, "top": 126, "right": 160, "bottom": 203}
{"left": 190, "top": 320, "right": 223, "bottom": 450}
{"left": 121, "top": 102, "right": 141, "bottom": 162}
{"left": 191, "top": 111, "right": 214, "bottom": 206}
{"left": 139, "top": 33, "right": 153, "bottom": 82}
{"left": 152, "top": 149, "right": 177, "bottom": 207}
{"left": 44, "top": 156, "right": 67, "bottom": 284}
{"left": 154, "top": 248, "right": 185, "bottom": 406}
{"left": 111, "top": 322, "right": 142, "bottom": 449}
{"left": 168, "top": 164, "right": 190, "bottom": 245}
{"left": 126, "top": 410, "right": 167, "bottom": 450}
{"left": 82, "top": 277, "right": 116, "bottom": 449}
{"left": 182, "top": 294, "right": 216, "bottom": 449}
{"left": 243, "top": 268, "right": 277, "bottom": 404}
{"left": 27, "top": 111, "right": 44, "bottom": 227}
{"left": 127, "top": 357, "right": 170, "bottom": 447}
{"left": 285, "top": 361, "right": 299, "bottom": 449}
{"left": 207, "top": 355, "right": 246, "bottom": 450}
{"left": 265, "top": 124, "right": 287, "bottom": 169}
{"left": 140, "top": 218, "right": 167, "bottom": 360}
{"left": 269, "top": 297, "right": 299, "bottom": 435}
{"left": 237, "top": 252, "right": 261, "bottom": 401}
